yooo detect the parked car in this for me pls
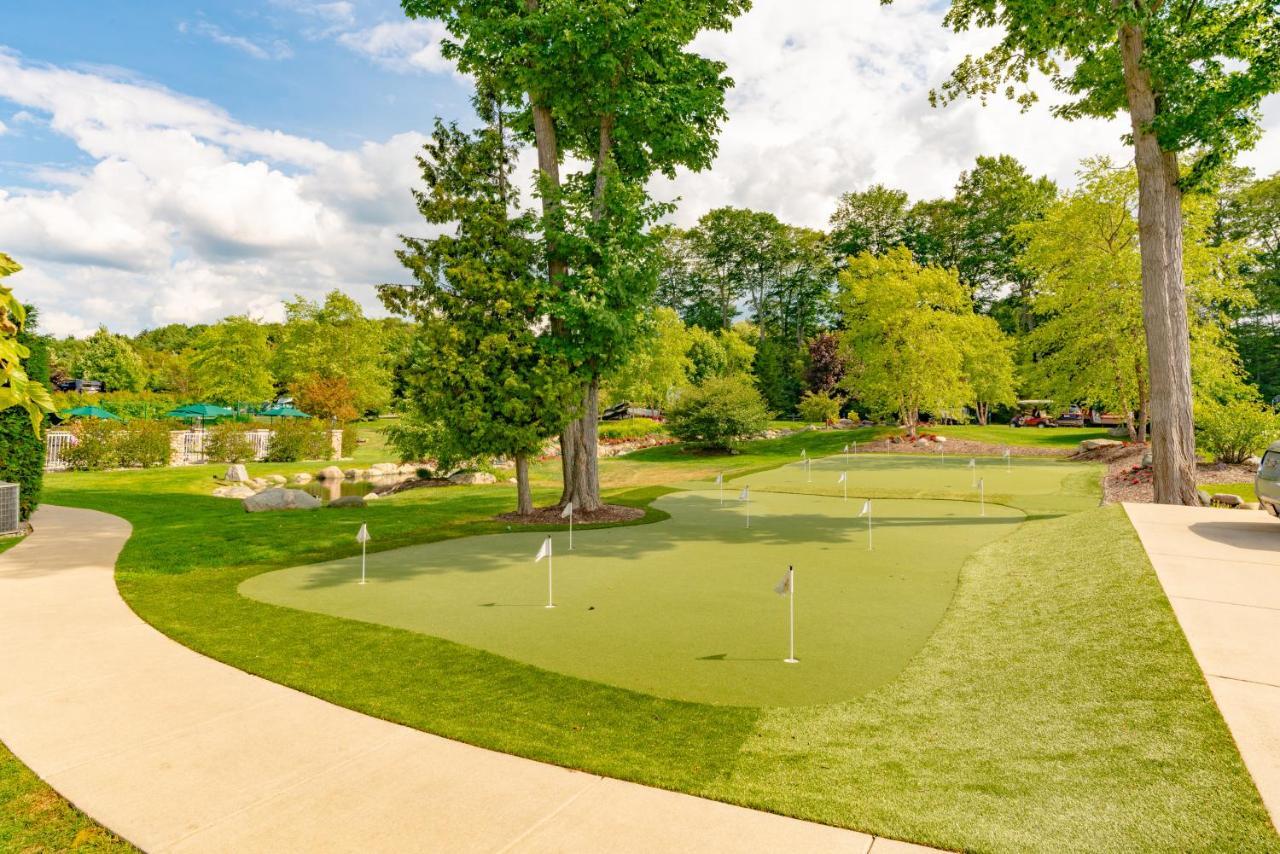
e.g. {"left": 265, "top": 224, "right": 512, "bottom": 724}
{"left": 1256, "top": 441, "right": 1280, "bottom": 518}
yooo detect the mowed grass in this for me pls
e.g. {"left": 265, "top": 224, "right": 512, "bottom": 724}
{"left": 929, "top": 422, "right": 1116, "bottom": 449}
{"left": 38, "top": 430, "right": 1280, "bottom": 851}
{"left": 242, "top": 489, "right": 1023, "bottom": 706}
{"left": 0, "top": 739, "right": 136, "bottom": 853}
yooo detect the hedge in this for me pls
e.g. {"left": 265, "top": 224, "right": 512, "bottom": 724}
{"left": 0, "top": 314, "right": 49, "bottom": 520}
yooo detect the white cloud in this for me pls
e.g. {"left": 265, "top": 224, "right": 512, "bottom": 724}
{"left": 178, "top": 21, "right": 293, "bottom": 61}
{"left": 0, "top": 52, "right": 429, "bottom": 334}
{"left": 0, "top": 118, "right": 6, "bottom": 135}
{"left": 338, "top": 19, "right": 456, "bottom": 76}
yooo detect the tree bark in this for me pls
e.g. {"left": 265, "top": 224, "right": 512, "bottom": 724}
{"left": 515, "top": 453, "right": 533, "bottom": 515}
{"left": 1120, "top": 23, "right": 1199, "bottom": 505}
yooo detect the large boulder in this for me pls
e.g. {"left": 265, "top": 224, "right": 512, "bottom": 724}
{"left": 1211, "top": 493, "right": 1244, "bottom": 508}
{"left": 317, "top": 466, "right": 345, "bottom": 480}
{"left": 1080, "top": 438, "right": 1124, "bottom": 452}
{"left": 224, "top": 464, "right": 250, "bottom": 483}
{"left": 265, "top": 474, "right": 287, "bottom": 486}
{"left": 369, "top": 462, "right": 400, "bottom": 475}
{"left": 397, "top": 463, "right": 420, "bottom": 475}
{"left": 344, "top": 468, "right": 367, "bottom": 479}
{"left": 449, "top": 471, "right": 497, "bottom": 485}
{"left": 329, "top": 495, "right": 367, "bottom": 509}
{"left": 243, "top": 488, "right": 322, "bottom": 513}
{"left": 213, "top": 485, "right": 256, "bottom": 499}
{"left": 291, "top": 472, "right": 313, "bottom": 484}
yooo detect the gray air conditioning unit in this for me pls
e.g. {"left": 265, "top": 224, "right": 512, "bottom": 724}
{"left": 0, "top": 482, "right": 19, "bottom": 535}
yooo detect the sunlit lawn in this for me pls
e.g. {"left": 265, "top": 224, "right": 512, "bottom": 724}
{"left": 32, "top": 428, "right": 1278, "bottom": 852}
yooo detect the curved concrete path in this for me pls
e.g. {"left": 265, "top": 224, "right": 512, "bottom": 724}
{"left": 1125, "top": 502, "right": 1280, "bottom": 831}
{"left": 0, "top": 506, "right": 935, "bottom": 854}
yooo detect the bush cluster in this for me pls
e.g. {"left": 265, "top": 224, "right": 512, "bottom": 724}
{"left": 0, "top": 323, "right": 48, "bottom": 519}
{"left": 598, "top": 418, "right": 665, "bottom": 441}
{"left": 667, "top": 376, "right": 771, "bottom": 450}
{"left": 1196, "top": 399, "right": 1280, "bottom": 464}
{"left": 797, "top": 390, "right": 843, "bottom": 425}
{"left": 204, "top": 421, "right": 256, "bottom": 463}
{"left": 61, "top": 419, "right": 171, "bottom": 470}
{"left": 264, "top": 419, "right": 333, "bottom": 462}
{"left": 341, "top": 422, "right": 359, "bottom": 457}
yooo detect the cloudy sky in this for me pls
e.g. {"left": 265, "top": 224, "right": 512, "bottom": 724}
{"left": 3, "top": 1, "right": 1278, "bottom": 338}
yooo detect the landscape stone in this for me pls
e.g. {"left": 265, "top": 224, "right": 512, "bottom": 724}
{"left": 1080, "top": 438, "right": 1123, "bottom": 452}
{"left": 317, "top": 466, "right": 345, "bottom": 480}
{"left": 449, "top": 471, "right": 497, "bottom": 485}
{"left": 1211, "top": 493, "right": 1244, "bottom": 508}
{"left": 369, "top": 463, "right": 400, "bottom": 475}
{"left": 266, "top": 474, "right": 287, "bottom": 485}
{"left": 224, "top": 464, "right": 250, "bottom": 483}
{"left": 344, "top": 468, "right": 366, "bottom": 479}
{"left": 328, "top": 495, "right": 367, "bottom": 509}
{"left": 243, "top": 488, "right": 322, "bottom": 512}
{"left": 291, "top": 473, "right": 313, "bottom": 484}
{"left": 934, "top": 436, "right": 947, "bottom": 443}
{"left": 397, "top": 463, "right": 419, "bottom": 475}
{"left": 364, "top": 492, "right": 381, "bottom": 500}
{"left": 213, "top": 485, "right": 256, "bottom": 499}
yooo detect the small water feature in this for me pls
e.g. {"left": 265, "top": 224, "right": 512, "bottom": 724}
{"left": 301, "top": 475, "right": 411, "bottom": 504}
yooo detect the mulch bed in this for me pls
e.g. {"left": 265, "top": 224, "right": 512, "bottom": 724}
{"left": 497, "top": 504, "right": 644, "bottom": 525}
{"left": 1069, "top": 443, "right": 1259, "bottom": 504}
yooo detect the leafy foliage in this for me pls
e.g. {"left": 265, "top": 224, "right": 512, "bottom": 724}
{"left": 797, "top": 389, "right": 842, "bottom": 424}
{"left": 291, "top": 374, "right": 360, "bottom": 422}
{"left": 604, "top": 307, "right": 692, "bottom": 409}
{"left": 666, "top": 375, "right": 770, "bottom": 449}
{"left": 204, "top": 422, "right": 256, "bottom": 464}
{"left": 78, "top": 327, "right": 147, "bottom": 392}
{"left": 0, "top": 253, "right": 56, "bottom": 435}
{"left": 189, "top": 317, "right": 276, "bottom": 406}
{"left": 1196, "top": 399, "right": 1280, "bottom": 464}
{"left": 275, "top": 291, "right": 393, "bottom": 417}
{"left": 264, "top": 419, "right": 333, "bottom": 463}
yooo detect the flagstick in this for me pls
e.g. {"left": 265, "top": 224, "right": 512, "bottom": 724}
{"left": 359, "top": 537, "right": 367, "bottom": 585}
{"left": 843, "top": 473, "right": 848, "bottom": 501}
{"left": 568, "top": 508, "right": 573, "bottom": 550}
{"left": 546, "top": 538, "right": 555, "bottom": 608}
{"left": 719, "top": 476, "right": 724, "bottom": 506}
{"left": 979, "top": 478, "right": 985, "bottom": 517}
{"left": 806, "top": 458, "right": 811, "bottom": 483}
{"left": 746, "top": 496, "right": 751, "bottom": 528}
{"left": 785, "top": 566, "right": 798, "bottom": 664}
{"left": 868, "top": 502, "right": 873, "bottom": 551}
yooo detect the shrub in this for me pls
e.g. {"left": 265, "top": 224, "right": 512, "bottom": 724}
{"left": 598, "top": 418, "right": 665, "bottom": 441}
{"left": 265, "top": 418, "right": 332, "bottom": 462}
{"left": 115, "top": 419, "right": 171, "bottom": 468}
{"left": 61, "top": 419, "right": 124, "bottom": 471}
{"left": 797, "top": 390, "right": 843, "bottom": 425}
{"left": 341, "top": 423, "right": 359, "bottom": 457}
{"left": 205, "top": 421, "right": 255, "bottom": 463}
{"left": 667, "top": 376, "right": 771, "bottom": 450}
{"left": 1196, "top": 399, "right": 1280, "bottom": 464}
{"left": 0, "top": 320, "right": 48, "bottom": 519}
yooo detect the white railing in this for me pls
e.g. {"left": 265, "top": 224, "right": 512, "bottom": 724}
{"left": 247, "top": 429, "right": 271, "bottom": 461}
{"left": 44, "top": 431, "right": 74, "bottom": 471}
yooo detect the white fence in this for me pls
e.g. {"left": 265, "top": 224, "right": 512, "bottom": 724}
{"left": 45, "top": 428, "right": 341, "bottom": 471}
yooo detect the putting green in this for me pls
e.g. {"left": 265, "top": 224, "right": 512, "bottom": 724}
{"left": 237, "top": 453, "right": 1105, "bottom": 706}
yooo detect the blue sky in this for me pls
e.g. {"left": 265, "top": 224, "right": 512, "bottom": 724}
{"left": 1, "top": 1, "right": 1276, "bottom": 337}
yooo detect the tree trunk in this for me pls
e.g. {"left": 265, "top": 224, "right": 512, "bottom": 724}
{"left": 1120, "top": 23, "right": 1199, "bottom": 505}
{"left": 515, "top": 453, "right": 533, "bottom": 515}
{"left": 1136, "top": 362, "right": 1149, "bottom": 445}
{"left": 976, "top": 402, "right": 988, "bottom": 426}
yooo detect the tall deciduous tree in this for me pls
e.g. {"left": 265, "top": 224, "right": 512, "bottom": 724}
{"left": 1019, "top": 160, "right": 1253, "bottom": 442}
{"left": 382, "top": 114, "right": 578, "bottom": 515}
{"left": 1218, "top": 171, "right": 1280, "bottom": 401}
{"left": 829, "top": 184, "right": 912, "bottom": 260}
{"left": 604, "top": 307, "right": 692, "bottom": 410}
{"left": 928, "top": 0, "right": 1280, "bottom": 503}
{"left": 837, "top": 248, "right": 976, "bottom": 437}
{"left": 275, "top": 291, "right": 393, "bottom": 418}
{"left": 79, "top": 327, "right": 146, "bottom": 392}
{"left": 189, "top": 316, "right": 276, "bottom": 406}
{"left": 405, "top": 0, "right": 750, "bottom": 513}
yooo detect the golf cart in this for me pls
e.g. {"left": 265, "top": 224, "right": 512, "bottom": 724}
{"left": 1011, "top": 400, "right": 1056, "bottom": 428}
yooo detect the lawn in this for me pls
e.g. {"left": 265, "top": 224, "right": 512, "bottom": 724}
{"left": 36, "top": 431, "right": 1279, "bottom": 852}
{"left": 0, "top": 536, "right": 22, "bottom": 557}
{"left": 929, "top": 422, "right": 1116, "bottom": 449}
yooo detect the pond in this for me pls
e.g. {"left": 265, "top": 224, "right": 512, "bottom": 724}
{"left": 300, "top": 478, "right": 398, "bottom": 503}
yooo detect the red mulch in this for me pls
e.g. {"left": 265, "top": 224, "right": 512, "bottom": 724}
{"left": 1067, "top": 443, "right": 1259, "bottom": 504}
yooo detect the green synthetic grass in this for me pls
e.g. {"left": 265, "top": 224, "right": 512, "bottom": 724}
{"left": 242, "top": 488, "right": 1023, "bottom": 706}
{"left": 38, "top": 434, "right": 1280, "bottom": 852}
{"left": 0, "top": 739, "right": 137, "bottom": 853}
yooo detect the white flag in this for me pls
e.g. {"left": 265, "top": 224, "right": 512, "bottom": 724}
{"left": 560, "top": 502, "right": 573, "bottom": 519}
{"left": 800, "top": 449, "right": 806, "bottom": 458}
{"left": 837, "top": 472, "right": 847, "bottom": 483}
{"left": 968, "top": 458, "right": 976, "bottom": 468}
{"left": 739, "top": 486, "right": 750, "bottom": 501}
{"left": 774, "top": 570, "right": 792, "bottom": 595}
{"left": 356, "top": 523, "right": 370, "bottom": 544}
{"left": 859, "top": 499, "right": 870, "bottom": 516}
{"left": 843, "top": 444, "right": 849, "bottom": 452}
{"left": 715, "top": 473, "right": 723, "bottom": 485}
{"left": 535, "top": 537, "right": 551, "bottom": 562}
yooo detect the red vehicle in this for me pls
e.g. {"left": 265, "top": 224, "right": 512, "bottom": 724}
{"left": 1011, "top": 400, "right": 1056, "bottom": 428}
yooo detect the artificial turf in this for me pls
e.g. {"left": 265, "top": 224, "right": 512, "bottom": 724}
{"left": 35, "top": 430, "right": 1280, "bottom": 852}
{"left": 242, "top": 488, "right": 1023, "bottom": 706}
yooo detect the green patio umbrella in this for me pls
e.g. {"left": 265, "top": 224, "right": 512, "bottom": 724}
{"left": 164, "top": 403, "right": 236, "bottom": 421}
{"left": 59, "top": 405, "right": 122, "bottom": 421}
{"left": 256, "top": 405, "right": 311, "bottom": 419}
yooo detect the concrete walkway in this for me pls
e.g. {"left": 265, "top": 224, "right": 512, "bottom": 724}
{"left": 1125, "top": 502, "right": 1280, "bottom": 830}
{"left": 0, "top": 505, "right": 934, "bottom": 854}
